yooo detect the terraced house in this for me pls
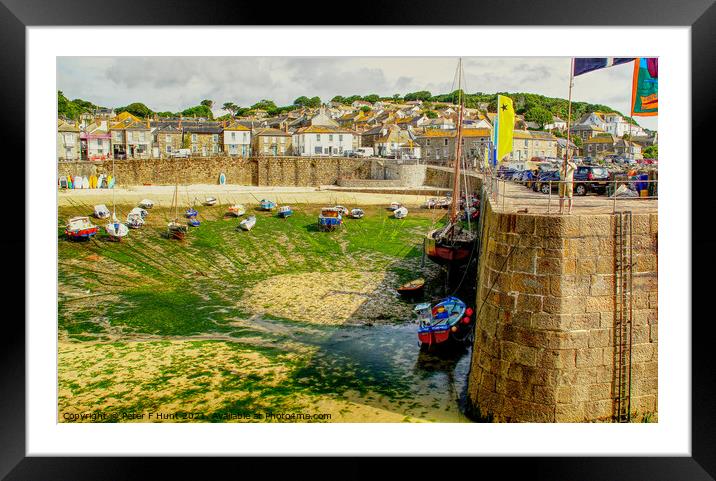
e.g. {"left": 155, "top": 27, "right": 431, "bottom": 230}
{"left": 252, "top": 128, "right": 292, "bottom": 156}
{"left": 109, "top": 112, "right": 151, "bottom": 159}
{"left": 57, "top": 119, "right": 80, "bottom": 161}
{"left": 153, "top": 124, "right": 183, "bottom": 158}
{"left": 184, "top": 123, "right": 223, "bottom": 156}
{"left": 292, "top": 125, "right": 353, "bottom": 156}
{"left": 509, "top": 130, "right": 558, "bottom": 161}
{"left": 416, "top": 128, "right": 491, "bottom": 166}
{"left": 223, "top": 121, "right": 252, "bottom": 157}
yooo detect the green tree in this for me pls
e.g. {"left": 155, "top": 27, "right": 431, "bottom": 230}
{"left": 222, "top": 102, "right": 238, "bottom": 116}
{"left": 251, "top": 99, "right": 277, "bottom": 112}
{"left": 115, "top": 102, "right": 153, "bottom": 118}
{"left": 200, "top": 99, "right": 214, "bottom": 109}
{"left": 306, "top": 96, "right": 322, "bottom": 108}
{"left": 363, "top": 94, "right": 380, "bottom": 103}
{"left": 643, "top": 145, "right": 658, "bottom": 159}
{"left": 181, "top": 104, "right": 213, "bottom": 119}
{"left": 293, "top": 96, "right": 310, "bottom": 107}
{"left": 331, "top": 95, "right": 346, "bottom": 104}
{"left": 360, "top": 106, "right": 371, "bottom": 113}
{"left": 524, "top": 106, "right": 553, "bottom": 129}
{"left": 404, "top": 90, "right": 431, "bottom": 102}
{"left": 425, "top": 110, "right": 438, "bottom": 119}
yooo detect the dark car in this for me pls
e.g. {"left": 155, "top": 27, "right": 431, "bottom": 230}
{"left": 573, "top": 165, "right": 611, "bottom": 195}
{"left": 534, "top": 170, "right": 561, "bottom": 194}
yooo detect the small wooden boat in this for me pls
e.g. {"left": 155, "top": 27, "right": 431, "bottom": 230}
{"left": 350, "top": 208, "right": 364, "bottom": 219}
{"left": 138, "top": 199, "right": 154, "bottom": 209}
{"left": 318, "top": 207, "right": 343, "bottom": 231}
{"left": 187, "top": 218, "right": 201, "bottom": 227}
{"left": 93, "top": 204, "right": 111, "bottom": 219}
{"left": 227, "top": 204, "right": 246, "bottom": 217}
{"left": 260, "top": 199, "right": 276, "bottom": 211}
{"left": 185, "top": 208, "right": 198, "bottom": 218}
{"left": 65, "top": 216, "right": 99, "bottom": 240}
{"left": 105, "top": 220, "right": 129, "bottom": 241}
{"left": 239, "top": 215, "right": 256, "bottom": 231}
{"left": 168, "top": 220, "right": 188, "bottom": 240}
{"left": 415, "top": 296, "right": 472, "bottom": 348}
{"left": 334, "top": 205, "right": 349, "bottom": 215}
{"left": 204, "top": 197, "right": 217, "bottom": 206}
{"left": 394, "top": 206, "right": 408, "bottom": 219}
{"left": 388, "top": 202, "right": 402, "bottom": 211}
{"left": 397, "top": 278, "right": 425, "bottom": 298}
{"left": 126, "top": 212, "right": 144, "bottom": 229}
{"left": 278, "top": 206, "right": 293, "bottom": 218}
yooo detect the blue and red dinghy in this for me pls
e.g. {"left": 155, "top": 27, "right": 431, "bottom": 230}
{"left": 415, "top": 296, "right": 473, "bottom": 347}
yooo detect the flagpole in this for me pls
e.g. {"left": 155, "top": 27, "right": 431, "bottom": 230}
{"left": 564, "top": 58, "right": 575, "bottom": 175}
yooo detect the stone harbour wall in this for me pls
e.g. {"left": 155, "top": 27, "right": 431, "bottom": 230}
{"left": 465, "top": 201, "right": 658, "bottom": 422}
{"left": 57, "top": 156, "right": 374, "bottom": 187}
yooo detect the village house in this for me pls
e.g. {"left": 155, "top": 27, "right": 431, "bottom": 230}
{"left": 351, "top": 100, "right": 372, "bottom": 109}
{"left": 509, "top": 130, "right": 559, "bottom": 162}
{"left": 416, "top": 128, "right": 491, "bottom": 166}
{"left": 583, "top": 134, "right": 617, "bottom": 159}
{"left": 253, "top": 128, "right": 292, "bottom": 156}
{"left": 80, "top": 121, "right": 111, "bottom": 161}
{"left": 545, "top": 115, "right": 567, "bottom": 131}
{"left": 613, "top": 138, "right": 643, "bottom": 160}
{"left": 556, "top": 137, "right": 578, "bottom": 160}
{"left": 223, "top": 121, "right": 252, "bottom": 157}
{"left": 292, "top": 125, "right": 353, "bottom": 156}
{"left": 153, "top": 124, "right": 183, "bottom": 158}
{"left": 124, "top": 119, "right": 153, "bottom": 159}
{"left": 570, "top": 123, "right": 605, "bottom": 142}
{"left": 372, "top": 124, "right": 421, "bottom": 159}
{"left": 57, "top": 119, "right": 80, "bottom": 161}
{"left": 183, "top": 123, "right": 223, "bottom": 157}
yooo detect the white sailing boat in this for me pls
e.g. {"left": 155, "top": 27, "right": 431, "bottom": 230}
{"left": 105, "top": 158, "right": 128, "bottom": 241}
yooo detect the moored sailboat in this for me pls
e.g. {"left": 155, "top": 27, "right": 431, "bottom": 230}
{"left": 425, "top": 59, "right": 477, "bottom": 267}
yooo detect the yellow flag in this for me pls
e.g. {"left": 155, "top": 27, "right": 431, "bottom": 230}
{"left": 496, "top": 95, "right": 515, "bottom": 162}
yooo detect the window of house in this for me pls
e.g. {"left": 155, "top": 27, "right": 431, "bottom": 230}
{"left": 192, "top": 145, "right": 198, "bottom": 153}
{"left": 231, "top": 132, "right": 236, "bottom": 140}
{"left": 316, "top": 134, "right": 321, "bottom": 141}
{"left": 213, "top": 134, "right": 218, "bottom": 143}
{"left": 243, "top": 133, "right": 247, "bottom": 142}
{"left": 192, "top": 134, "right": 197, "bottom": 143}
{"left": 166, "top": 145, "right": 172, "bottom": 153}
{"left": 280, "top": 137, "right": 285, "bottom": 144}
{"left": 444, "top": 139, "right": 448, "bottom": 146}
{"left": 338, "top": 135, "right": 343, "bottom": 141}
{"left": 213, "top": 144, "right": 219, "bottom": 153}
{"left": 426, "top": 139, "right": 431, "bottom": 146}
{"left": 165, "top": 134, "right": 171, "bottom": 143}
{"left": 329, "top": 134, "right": 333, "bottom": 141}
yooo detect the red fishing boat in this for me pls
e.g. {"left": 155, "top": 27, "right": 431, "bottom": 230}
{"left": 425, "top": 59, "right": 477, "bottom": 267}
{"left": 65, "top": 216, "right": 99, "bottom": 240}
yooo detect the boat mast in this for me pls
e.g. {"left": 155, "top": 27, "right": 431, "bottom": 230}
{"left": 450, "top": 58, "right": 465, "bottom": 225}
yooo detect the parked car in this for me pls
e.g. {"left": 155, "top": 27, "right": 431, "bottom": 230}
{"left": 573, "top": 165, "right": 611, "bottom": 196}
{"left": 534, "top": 170, "right": 561, "bottom": 194}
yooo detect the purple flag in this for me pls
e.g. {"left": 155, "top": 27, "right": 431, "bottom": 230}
{"left": 573, "top": 58, "right": 634, "bottom": 76}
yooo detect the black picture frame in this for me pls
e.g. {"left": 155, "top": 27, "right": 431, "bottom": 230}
{"left": 4, "top": 0, "right": 713, "bottom": 478}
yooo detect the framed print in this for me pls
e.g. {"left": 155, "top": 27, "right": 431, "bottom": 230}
{"left": 5, "top": 0, "right": 715, "bottom": 478}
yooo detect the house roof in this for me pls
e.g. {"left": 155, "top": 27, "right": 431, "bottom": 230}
{"left": 585, "top": 135, "right": 616, "bottom": 144}
{"left": 254, "top": 127, "right": 291, "bottom": 136}
{"left": 183, "top": 123, "right": 223, "bottom": 134}
{"left": 294, "top": 125, "right": 353, "bottom": 134}
{"left": 224, "top": 121, "right": 251, "bottom": 131}
{"left": 57, "top": 119, "right": 79, "bottom": 132}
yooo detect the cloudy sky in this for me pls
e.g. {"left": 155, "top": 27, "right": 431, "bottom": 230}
{"left": 57, "top": 57, "right": 657, "bottom": 130}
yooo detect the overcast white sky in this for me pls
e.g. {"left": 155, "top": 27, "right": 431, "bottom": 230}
{"left": 57, "top": 57, "right": 657, "bottom": 130}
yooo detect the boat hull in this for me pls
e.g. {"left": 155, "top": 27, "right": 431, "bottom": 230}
{"left": 65, "top": 227, "right": 99, "bottom": 240}
{"left": 425, "top": 231, "right": 474, "bottom": 266}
